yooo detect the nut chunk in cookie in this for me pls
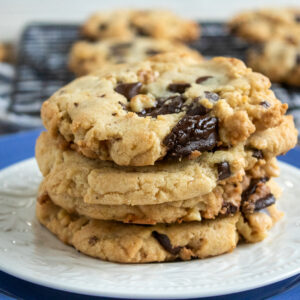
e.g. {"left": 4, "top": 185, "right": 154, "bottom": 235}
{"left": 81, "top": 9, "right": 200, "bottom": 42}
{"left": 41, "top": 54, "right": 288, "bottom": 166}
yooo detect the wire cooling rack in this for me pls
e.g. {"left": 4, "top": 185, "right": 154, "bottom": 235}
{"left": 6, "top": 22, "right": 300, "bottom": 131}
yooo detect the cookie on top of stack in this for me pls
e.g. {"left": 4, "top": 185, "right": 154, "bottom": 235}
{"left": 36, "top": 45, "right": 297, "bottom": 263}
{"left": 228, "top": 8, "right": 300, "bottom": 87}
{"left": 69, "top": 9, "right": 201, "bottom": 76}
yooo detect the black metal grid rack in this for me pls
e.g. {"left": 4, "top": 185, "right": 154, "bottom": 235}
{"left": 8, "top": 22, "right": 300, "bottom": 130}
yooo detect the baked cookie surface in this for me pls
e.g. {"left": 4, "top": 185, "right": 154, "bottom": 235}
{"left": 41, "top": 55, "right": 288, "bottom": 166}
{"left": 69, "top": 38, "right": 202, "bottom": 76}
{"left": 81, "top": 10, "right": 200, "bottom": 42}
{"left": 247, "top": 40, "right": 300, "bottom": 86}
{"left": 229, "top": 8, "right": 300, "bottom": 44}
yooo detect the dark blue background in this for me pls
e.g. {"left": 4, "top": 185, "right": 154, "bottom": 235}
{"left": 0, "top": 129, "right": 299, "bottom": 300}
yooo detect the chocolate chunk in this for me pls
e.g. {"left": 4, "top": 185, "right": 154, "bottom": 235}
{"left": 163, "top": 114, "right": 218, "bottom": 158}
{"left": 98, "top": 23, "right": 108, "bottom": 31}
{"left": 168, "top": 83, "right": 191, "bottom": 94}
{"left": 254, "top": 194, "right": 276, "bottom": 211}
{"left": 88, "top": 236, "right": 98, "bottom": 246}
{"left": 152, "top": 231, "right": 182, "bottom": 255}
{"left": 242, "top": 177, "right": 269, "bottom": 202}
{"left": 241, "top": 177, "right": 271, "bottom": 214}
{"left": 252, "top": 149, "right": 264, "bottom": 159}
{"left": 138, "top": 96, "right": 211, "bottom": 118}
{"left": 146, "top": 49, "right": 161, "bottom": 56}
{"left": 186, "top": 98, "right": 211, "bottom": 116}
{"left": 260, "top": 101, "right": 270, "bottom": 108}
{"left": 110, "top": 42, "right": 132, "bottom": 56}
{"left": 296, "top": 54, "right": 300, "bottom": 65}
{"left": 222, "top": 202, "right": 238, "bottom": 215}
{"left": 138, "top": 95, "right": 185, "bottom": 117}
{"left": 217, "top": 161, "right": 231, "bottom": 180}
{"left": 196, "top": 76, "right": 213, "bottom": 84}
{"left": 115, "top": 82, "right": 142, "bottom": 100}
{"left": 134, "top": 26, "right": 149, "bottom": 37}
{"left": 204, "top": 91, "right": 219, "bottom": 102}
{"left": 295, "top": 14, "right": 300, "bottom": 22}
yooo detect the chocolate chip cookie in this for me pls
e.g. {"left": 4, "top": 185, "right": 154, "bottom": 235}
{"left": 36, "top": 197, "right": 282, "bottom": 263}
{"left": 247, "top": 39, "right": 300, "bottom": 86}
{"left": 229, "top": 8, "right": 300, "bottom": 44}
{"left": 38, "top": 174, "right": 280, "bottom": 225}
{"left": 81, "top": 10, "right": 200, "bottom": 42}
{"left": 36, "top": 131, "right": 246, "bottom": 206}
{"left": 41, "top": 54, "right": 288, "bottom": 166}
{"left": 69, "top": 38, "right": 202, "bottom": 76}
{"left": 37, "top": 123, "right": 296, "bottom": 207}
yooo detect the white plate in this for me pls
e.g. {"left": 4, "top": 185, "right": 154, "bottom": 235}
{"left": 0, "top": 159, "right": 300, "bottom": 299}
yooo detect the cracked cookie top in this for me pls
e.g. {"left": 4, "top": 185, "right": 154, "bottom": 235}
{"left": 81, "top": 9, "right": 200, "bottom": 42}
{"left": 69, "top": 37, "right": 202, "bottom": 76}
{"left": 41, "top": 54, "right": 289, "bottom": 166}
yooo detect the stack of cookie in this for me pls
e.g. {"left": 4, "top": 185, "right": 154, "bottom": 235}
{"left": 69, "top": 9, "right": 202, "bottom": 76}
{"left": 35, "top": 50, "right": 297, "bottom": 263}
{"left": 229, "top": 8, "right": 300, "bottom": 87}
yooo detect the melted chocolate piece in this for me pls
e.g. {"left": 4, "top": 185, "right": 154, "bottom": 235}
{"left": 204, "top": 91, "right": 219, "bottom": 102}
{"left": 242, "top": 177, "right": 269, "bottom": 202}
{"left": 146, "top": 49, "right": 161, "bottom": 56}
{"left": 163, "top": 114, "right": 218, "bottom": 158}
{"left": 186, "top": 98, "right": 211, "bottom": 116}
{"left": 152, "top": 231, "right": 182, "bottom": 255}
{"left": 98, "top": 23, "right": 108, "bottom": 31}
{"left": 241, "top": 177, "right": 273, "bottom": 214}
{"left": 260, "top": 101, "right": 270, "bottom": 108}
{"left": 134, "top": 26, "right": 149, "bottom": 37}
{"left": 138, "top": 95, "right": 185, "bottom": 117}
{"left": 88, "top": 236, "right": 98, "bottom": 246}
{"left": 222, "top": 202, "right": 238, "bottom": 215}
{"left": 254, "top": 194, "right": 276, "bottom": 211}
{"left": 252, "top": 149, "right": 264, "bottom": 159}
{"left": 296, "top": 54, "right": 300, "bottom": 65}
{"left": 115, "top": 82, "right": 142, "bottom": 100}
{"left": 168, "top": 83, "right": 191, "bottom": 94}
{"left": 138, "top": 96, "right": 211, "bottom": 118}
{"left": 217, "top": 161, "right": 231, "bottom": 180}
{"left": 195, "top": 76, "right": 213, "bottom": 84}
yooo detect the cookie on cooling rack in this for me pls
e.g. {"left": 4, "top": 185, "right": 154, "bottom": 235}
{"left": 81, "top": 9, "right": 200, "bottom": 42}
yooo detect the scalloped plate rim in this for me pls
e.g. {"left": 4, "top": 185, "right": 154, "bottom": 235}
{"left": 0, "top": 158, "right": 299, "bottom": 299}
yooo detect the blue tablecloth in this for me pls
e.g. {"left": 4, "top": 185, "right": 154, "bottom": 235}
{"left": 0, "top": 129, "right": 299, "bottom": 300}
